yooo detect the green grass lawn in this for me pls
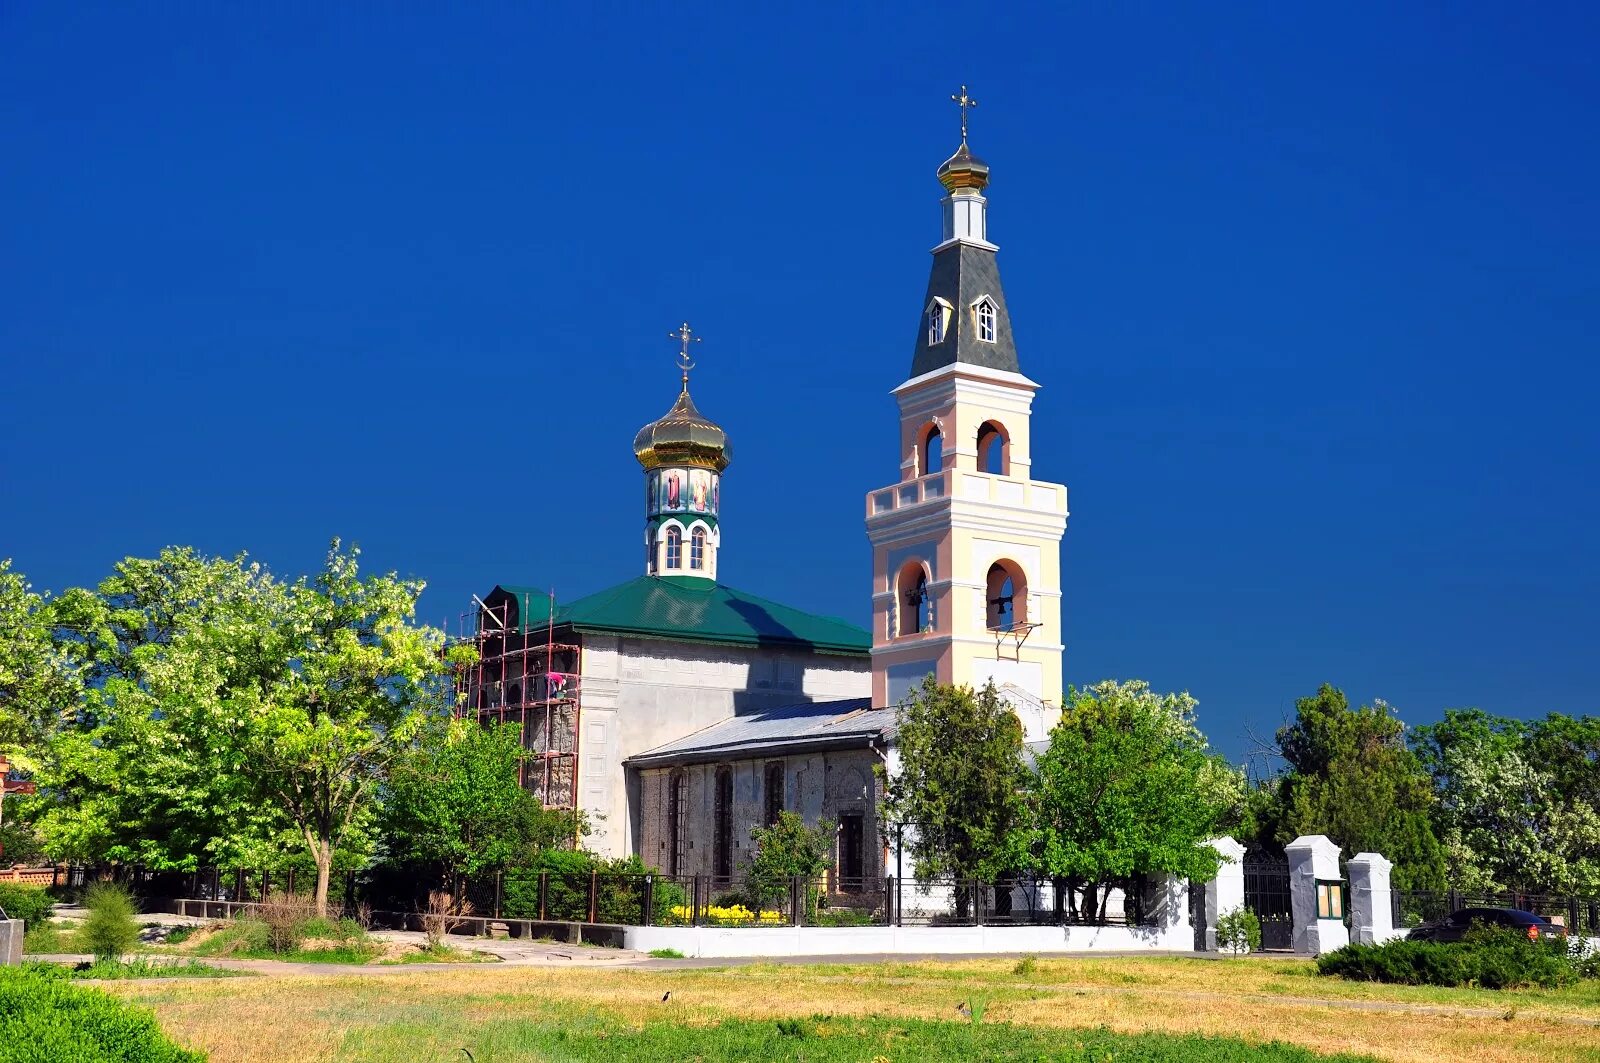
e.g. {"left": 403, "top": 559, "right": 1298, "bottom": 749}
{"left": 107, "top": 956, "right": 1600, "bottom": 1062}
{"left": 337, "top": 1001, "right": 1379, "bottom": 1062}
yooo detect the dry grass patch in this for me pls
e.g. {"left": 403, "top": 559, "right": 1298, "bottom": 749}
{"left": 107, "top": 958, "right": 1600, "bottom": 1063}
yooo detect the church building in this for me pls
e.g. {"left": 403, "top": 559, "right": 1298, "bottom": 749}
{"left": 462, "top": 101, "right": 1067, "bottom": 891}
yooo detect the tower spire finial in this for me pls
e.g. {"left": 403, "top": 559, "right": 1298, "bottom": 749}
{"left": 670, "top": 321, "right": 700, "bottom": 390}
{"left": 951, "top": 85, "right": 977, "bottom": 144}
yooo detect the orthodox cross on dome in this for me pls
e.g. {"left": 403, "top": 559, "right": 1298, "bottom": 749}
{"left": 670, "top": 321, "right": 700, "bottom": 387}
{"left": 951, "top": 85, "right": 977, "bottom": 144}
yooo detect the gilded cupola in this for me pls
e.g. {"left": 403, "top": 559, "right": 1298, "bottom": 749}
{"left": 634, "top": 323, "right": 731, "bottom": 473}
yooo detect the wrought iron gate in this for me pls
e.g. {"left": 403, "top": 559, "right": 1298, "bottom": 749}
{"left": 1244, "top": 858, "right": 1294, "bottom": 951}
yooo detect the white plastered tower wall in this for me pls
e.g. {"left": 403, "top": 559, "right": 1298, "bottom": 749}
{"left": 864, "top": 127, "right": 1068, "bottom": 737}
{"left": 866, "top": 364, "right": 1068, "bottom": 734}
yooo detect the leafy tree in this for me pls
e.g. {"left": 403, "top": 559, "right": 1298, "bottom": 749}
{"left": 877, "top": 678, "right": 1031, "bottom": 898}
{"left": 382, "top": 719, "right": 585, "bottom": 885}
{"left": 1035, "top": 680, "right": 1239, "bottom": 920}
{"left": 37, "top": 543, "right": 461, "bottom": 914}
{"left": 237, "top": 541, "right": 465, "bottom": 913}
{"left": 1412, "top": 710, "right": 1600, "bottom": 895}
{"left": 1269, "top": 684, "right": 1446, "bottom": 891}
{"left": 35, "top": 548, "right": 293, "bottom": 869}
{"left": 745, "top": 811, "right": 834, "bottom": 914}
{"left": 0, "top": 560, "right": 80, "bottom": 773}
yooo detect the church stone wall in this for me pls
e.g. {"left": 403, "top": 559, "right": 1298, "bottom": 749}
{"left": 636, "top": 747, "right": 885, "bottom": 886}
{"left": 575, "top": 634, "right": 870, "bottom": 858}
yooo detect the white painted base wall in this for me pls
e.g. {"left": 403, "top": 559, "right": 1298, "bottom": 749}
{"left": 622, "top": 922, "right": 1192, "bottom": 958}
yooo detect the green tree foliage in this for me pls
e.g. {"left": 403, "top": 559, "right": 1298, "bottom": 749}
{"left": 877, "top": 678, "right": 1031, "bottom": 884}
{"left": 38, "top": 543, "right": 462, "bottom": 914}
{"left": 36, "top": 548, "right": 294, "bottom": 869}
{"left": 1035, "top": 680, "right": 1238, "bottom": 919}
{"left": 1411, "top": 710, "right": 1600, "bottom": 894}
{"left": 382, "top": 719, "right": 585, "bottom": 884}
{"left": 0, "top": 560, "right": 81, "bottom": 773}
{"left": 1268, "top": 684, "right": 1446, "bottom": 891}
{"left": 746, "top": 810, "right": 834, "bottom": 914}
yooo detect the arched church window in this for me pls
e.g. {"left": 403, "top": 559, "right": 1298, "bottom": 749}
{"left": 665, "top": 526, "right": 682, "bottom": 569}
{"left": 976, "top": 299, "right": 997, "bottom": 343}
{"left": 668, "top": 770, "right": 688, "bottom": 876}
{"left": 977, "top": 421, "right": 1008, "bottom": 475}
{"left": 690, "top": 527, "right": 706, "bottom": 569}
{"left": 713, "top": 766, "right": 734, "bottom": 884}
{"left": 764, "top": 761, "right": 784, "bottom": 826}
{"left": 986, "top": 561, "right": 1028, "bottom": 630}
{"left": 928, "top": 304, "right": 947, "bottom": 345}
{"left": 920, "top": 426, "right": 943, "bottom": 476}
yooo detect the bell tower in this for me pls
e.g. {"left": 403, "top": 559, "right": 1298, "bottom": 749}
{"left": 864, "top": 91, "right": 1068, "bottom": 739}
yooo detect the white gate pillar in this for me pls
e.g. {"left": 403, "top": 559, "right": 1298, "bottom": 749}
{"left": 1285, "top": 835, "right": 1349, "bottom": 956}
{"left": 1347, "top": 852, "right": 1397, "bottom": 944}
{"left": 1205, "top": 836, "right": 1246, "bottom": 951}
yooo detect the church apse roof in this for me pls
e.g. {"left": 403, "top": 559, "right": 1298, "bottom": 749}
{"left": 485, "top": 576, "right": 870, "bottom": 657}
{"left": 627, "top": 698, "right": 891, "bottom": 766}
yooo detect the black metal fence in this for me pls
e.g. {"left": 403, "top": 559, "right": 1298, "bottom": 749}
{"left": 74, "top": 865, "right": 1163, "bottom": 930}
{"left": 437, "top": 872, "right": 1162, "bottom": 929}
{"left": 1393, "top": 889, "right": 1600, "bottom": 935}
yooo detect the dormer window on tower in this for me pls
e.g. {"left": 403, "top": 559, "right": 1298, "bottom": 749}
{"left": 926, "top": 298, "right": 952, "bottom": 345}
{"left": 974, "top": 297, "right": 997, "bottom": 343}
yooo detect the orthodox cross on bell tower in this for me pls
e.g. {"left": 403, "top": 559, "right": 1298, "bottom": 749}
{"left": 670, "top": 321, "right": 701, "bottom": 388}
{"left": 951, "top": 85, "right": 977, "bottom": 144}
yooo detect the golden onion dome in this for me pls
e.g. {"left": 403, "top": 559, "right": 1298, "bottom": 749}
{"left": 936, "top": 141, "right": 990, "bottom": 193}
{"left": 633, "top": 384, "right": 732, "bottom": 472}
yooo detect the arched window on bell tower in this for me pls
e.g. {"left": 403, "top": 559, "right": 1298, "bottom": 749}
{"left": 919, "top": 424, "right": 943, "bottom": 476}
{"left": 897, "top": 562, "right": 932, "bottom": 636}
{"left": 977, "top": 421, "right": 1009, "bottom": 475}
{"left": 986, "top": 560, "right": 1029, "bottom": 631}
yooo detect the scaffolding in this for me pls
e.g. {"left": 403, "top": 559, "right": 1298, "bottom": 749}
{"left": 454, "top": 591, "right": 581, "bottom": 810}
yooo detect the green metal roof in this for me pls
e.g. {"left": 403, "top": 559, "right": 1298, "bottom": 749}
{"left": 490, "top": 577, "right": 869, "bottom": 656}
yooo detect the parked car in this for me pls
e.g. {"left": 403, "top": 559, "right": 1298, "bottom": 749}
{"left": 1408, "top": 907, "right": 1566, "bottom": 943}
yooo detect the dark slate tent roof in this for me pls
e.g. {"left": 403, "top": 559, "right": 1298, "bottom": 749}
{"left": 627, "top": 698, "right": 890, "bottom": 766}
{"left": 909, "top": 241, "right": 1021, "bottom": 378}
{"left": 485, "top": 577, "right": 870, "bottom": 657}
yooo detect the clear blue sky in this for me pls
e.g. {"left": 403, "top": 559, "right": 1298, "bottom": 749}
{"left": 4, "top": 4, "right": 1596, "bottom": 763}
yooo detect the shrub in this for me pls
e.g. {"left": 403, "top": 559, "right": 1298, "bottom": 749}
{"left": 0, "top": 964, "right": 205, "bottom": 1062}
{"left": 1215, "top": 909, "right": 1261, "bottom": 956}
{"left": 81, "top": 883, "right": 139, "bottom": 964}
{"left": 257, "top": 891, "right": 317, "bottom": 954}
{"left": 1317, "top": 927, "right": 1580, "bottom": 989}
{"left": 421, "top": 890, "right": 473, "bottom": 948}
{"left": 0, "top": 884, "right": 54, "bottom": 925}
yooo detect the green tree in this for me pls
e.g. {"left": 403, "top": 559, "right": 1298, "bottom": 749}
{"left": 238, "top": 541, "right": 464, "bottom": 913}
{"left": 37, "top": 543, "right": 461, "bottom": 915}
{"left": 877, "top": 678, "right": 1031, "bottom": 895}
{"left": 382, "top": 719, "right": 585, "bottom": 885}
{"left": 745, "top": 811, "right": 834, "bottom": 914}
{"left": 35, "top": 548, "right": 293, "bottom": 869}
{"left": 0, "top": 560, "right": 81, "bottom": 773}
{"left": 1035, "top": 680, "right": 1239, "bottom": 920}
{"left": 1412, "top": 710, "right": 1600, "bottom": 895}
{"left": 1270, "top": 684, "right": 1446, "bottom": 891}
